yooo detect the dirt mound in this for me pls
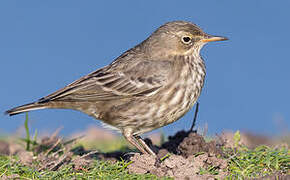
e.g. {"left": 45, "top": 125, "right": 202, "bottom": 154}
{"left": 160, "top": 130, "right": 223, "bottom": 157}
{"left": 127, "top": 153, "right": 227, "bottom": 179}
{"left": 128, "top": 131, "right": 228, "bottom": 179}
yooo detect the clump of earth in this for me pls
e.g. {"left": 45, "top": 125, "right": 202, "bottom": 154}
{"left": 127, "top": 131, "right": 228, "bottom": 179}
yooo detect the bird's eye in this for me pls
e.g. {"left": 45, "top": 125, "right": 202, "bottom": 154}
{"left": 181, "top": 36, "right": 192, "bottom": 44}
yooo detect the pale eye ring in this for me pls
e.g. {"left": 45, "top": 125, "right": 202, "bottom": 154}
{"left": 181, "top": 36, "right": 192, "bottom": 44}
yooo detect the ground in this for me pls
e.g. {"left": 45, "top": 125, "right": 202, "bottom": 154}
{"left": 0, "top": 125, "right": 289, "bottom": 179}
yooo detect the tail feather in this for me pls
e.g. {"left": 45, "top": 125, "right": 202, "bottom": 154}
{"left": 5, "top": 102, "right": 47, "bottom": 116}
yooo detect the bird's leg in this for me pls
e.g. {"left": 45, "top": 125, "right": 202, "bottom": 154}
{"left": 135, "top": 135, "right": 156, "bottom": 156}
{"left": 123, "top": 131, "right": 148, "bottom": 155}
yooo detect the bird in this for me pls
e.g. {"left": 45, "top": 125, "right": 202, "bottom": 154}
{"left": 5, "top": 21, "right": 227, "bottom": 156}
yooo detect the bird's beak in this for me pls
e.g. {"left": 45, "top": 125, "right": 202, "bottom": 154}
{"left": 201, "top": 35, "right": 228, "bottom": 43}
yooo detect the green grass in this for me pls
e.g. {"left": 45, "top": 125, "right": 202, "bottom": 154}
{"left": 225, "top": 145, "right": 289, "bottom": 179}
{"left": 0, "top": 121, "right": 289, "bottom": 179}
{"left": 0, "top": 155, "right": 170, "bottom": 180}
{"left": 222, "top": 131, "right": 290, "bottom": 179}
{"left": 0, "top": 144, "right": 288, "bottom": 179}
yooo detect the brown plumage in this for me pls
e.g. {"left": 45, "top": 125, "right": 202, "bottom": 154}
{"left": 6, "top": 21, "right": 227, "bottom": 155}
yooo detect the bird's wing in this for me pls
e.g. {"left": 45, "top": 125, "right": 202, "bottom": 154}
{"left": 38, "top": 60, "right": 173, "bottom": 102}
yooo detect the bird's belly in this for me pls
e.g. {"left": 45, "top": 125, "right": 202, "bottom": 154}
{"left": 130, "top": 82, "right": 202, "bottom": 134}
{"left": 95, "top": 77, "right": 204, "bottom": 135}
{"left": 160, "top": 85, "right": 200, "bottom": 125}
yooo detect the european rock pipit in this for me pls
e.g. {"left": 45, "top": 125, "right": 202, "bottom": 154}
{"left": 6, "top": 21, "right": 227, "bottom": 156}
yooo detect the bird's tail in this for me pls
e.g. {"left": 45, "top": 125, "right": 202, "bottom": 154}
{"left": 5, "top": 102, "right": 47, "bottom": 116}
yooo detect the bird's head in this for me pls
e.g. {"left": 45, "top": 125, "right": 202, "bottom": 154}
{"left": 143, "top": 21, "right": 228, "bottom": 59}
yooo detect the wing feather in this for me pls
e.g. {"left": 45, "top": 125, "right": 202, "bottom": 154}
{"left": 38, "top": 59, "right": 173, "bottom": 103}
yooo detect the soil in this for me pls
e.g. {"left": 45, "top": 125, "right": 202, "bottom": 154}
{"left": 127, "top": 131, "right": 228, "bottom": 179}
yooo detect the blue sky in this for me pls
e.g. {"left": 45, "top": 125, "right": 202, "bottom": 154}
{"left": 1, "top": 1, "right": 289, "bottom": 136}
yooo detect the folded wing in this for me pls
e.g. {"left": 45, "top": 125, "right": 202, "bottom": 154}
{"left": 38, "top": 60, "right": 173, "bottom": 102}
